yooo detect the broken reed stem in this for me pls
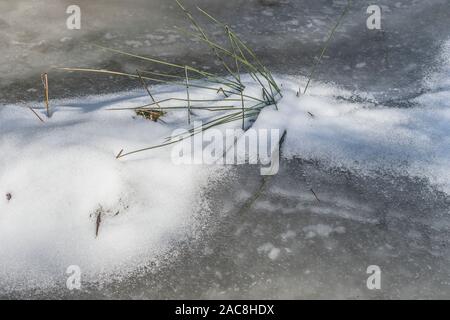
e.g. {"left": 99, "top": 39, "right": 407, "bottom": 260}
{"left": 240, "top": 90, "right": 245, "bottom": 130}
{"left": 217, "top": 87, "right": 229, "bottom": 97}
{"left": 303, "top": 0, "right": 352, "bottom": 95}
{"left": 227, "top": 25, "right": 245, "bottom": 130}
{"left": 91, "top": 45, "right": 242, "bottom": 92}
{"left": 28, "top": 107, "right": 44, "bottom": 123}
{"left": 136, "top": 69, "right": 161, "bottom": 110}
{"left": 227, "top": 26, "right": 241, "bottom": 82}
{"left": 106, "top": 98, "right": 251, "bottom": 111}
{"left": 41, "top": 73, "right": 50, "bottom": 117}
{"left": 121, "top": 105, "right": 254, "bottom": 112}
{"left": 185, "top": 66, "right": 191, "bottom": 124}
{"left": 116, "top": 149, "right": 124, "bottom": 159}
{"left": 59, "top": 67, "right": 265, "bottom": 103}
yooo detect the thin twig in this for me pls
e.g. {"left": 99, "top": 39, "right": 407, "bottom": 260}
{"left": 217, "top": 87, "right": 229, "bottom": 97}
{"left": 310, "top": 188, "right": 321, "bottom": 202}
{"left": 185, "top": 66, "right": 191, "bottom": 124}
{"left": 136, "top": 69, "right": 161, "bottom": 110}
{"left": 240, "top": 90, "right": 245, "bottom": 130}
{"left": 303, "top": 0, "right": 352, "bottom": 95}
{"left": 227, "top": 25, "right": 245, "bottom": 130}
{"left": 28, "top": 107, "right": 44, "bottom": 123}
{"left": 116, "top": 149, "right": 124, "bottom": 159}
{"left": 59, "top": 67, "right": 264, "bottom": 103}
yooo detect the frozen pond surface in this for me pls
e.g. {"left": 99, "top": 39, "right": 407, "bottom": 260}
{"left": 1, "top": 0, "right": 449, "bottom": 102}
{"left": 1, "top": 0, "right": 450, "bottom": 299}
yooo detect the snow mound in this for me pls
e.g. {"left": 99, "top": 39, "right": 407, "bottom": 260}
{"left": 0, "top": 89, "right": 231, "bottom": 292}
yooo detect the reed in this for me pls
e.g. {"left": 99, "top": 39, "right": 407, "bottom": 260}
{"left": 41, "top": 73, "right": 50, "bottom": 117}
{"left": 302, "top": 0, "right": 352, "bottom": 95}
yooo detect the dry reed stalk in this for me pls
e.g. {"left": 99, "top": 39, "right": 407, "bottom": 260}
{"left": 185, "top": 66, "right": 191, "bottom": 124}
{"left": 41, "top": 73, "right": 50, "bottom": 117}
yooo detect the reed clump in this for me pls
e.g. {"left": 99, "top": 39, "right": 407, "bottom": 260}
{"left": 60, "top": 0, "right": 282, "bottom": 158}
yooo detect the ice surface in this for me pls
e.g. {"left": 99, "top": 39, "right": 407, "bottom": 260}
{"left": 1, "top": 39, "right": 450, "bottom": 296}
{"left": 3, "top": 0, "right": 450, "bottom": 104}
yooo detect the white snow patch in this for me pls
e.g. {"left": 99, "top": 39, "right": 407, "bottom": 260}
{"left": 281, "top": 230, "right": 296, "bottom": 242}
{"left": 257, "top": 242, "right": 281, "bottom": 261}
{"left": 303, "top": 224, "right": 346, "bottom": 239}
{"left": 0, "top": 85, "right": 241, "bottom": 291}
{"left": 268, "top": 247, "right": 281, "bottom": 260}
